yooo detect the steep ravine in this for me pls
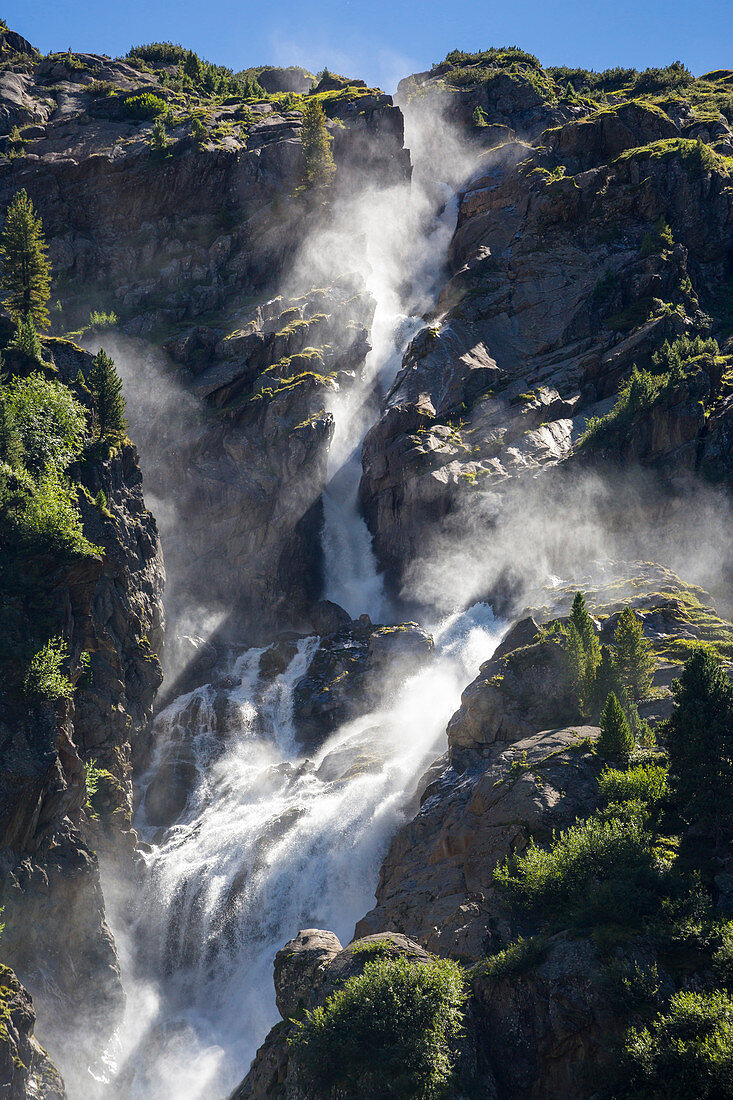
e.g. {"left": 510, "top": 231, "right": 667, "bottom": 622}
{"left": 87, "top": 96, "right": 499, "bottom": 1100}
{"left": 1, "top": 30, "right": 733, "bottom": 1100}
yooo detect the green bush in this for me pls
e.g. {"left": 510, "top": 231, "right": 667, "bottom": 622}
{"left": 7, "top": 471, "right": 99, "bottom": 555}
{"left": 127, "top": 41, "right": 188, "bottom": 64}
{"left": 84, "top": 758, "right": 116, "bottom": 818}
{"left": 8, "top": 314, "right": 45, "bottom": 362}
{"left": 547, "top": 61, "right": 692, "bottom": 95}
{"left": 290, "top": 955, "right": 467, "bottom": 1099}
{"left": 0, "top": 373, "right": 99, "bottom": 557}
{"left": 651, "top": 333, "right": 719, "bottom": 378}
{"left": 444, "top": 47, "right": 542, "bottom": 70}
{"left": 493, "top": 810, "right": 661, "bottom": 926}
{"left": 88, "top": 310, "right": 118, "bottom": 329}
{"left": 581, "top": 367, "right": 665, "bottom": 448}
{"left": 122, "top": 93, "right": 168, "bottom": 120}
{"left": 598, "top": 762, "right": 668, "bottom": 807}
{"left": 4, "top": 372, "right": 86, "bottom": 475}
{"left": 191, "top": 116, "right": 208, "bottom": 146}
{"left": 619, "top": 990, "right": 733, "bottom": 1099}
{"left": 641, "top": 216, "right": 674, "bottom": 258}
{"left": 593, "top": 268, "right": 620, "bottom": 303}
{"left": 477, "top": 936, "right": 547, "bottom": 980}
{"left": 23, "top": 636, "right": 73, "bottom": 699}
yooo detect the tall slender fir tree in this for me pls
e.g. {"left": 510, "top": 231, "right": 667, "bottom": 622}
{"left": 0, "top": 189, "right": 52, "bottom": 329}
{"left": 597, "top": 692, "right": 634, "bottom": 761}
{"left": 614, "top": 607, "right": 655, "bottom": 701}
{"left": 301, "top": 98, "right": 336, "bottom": 188}
{"left": 89, "top": 349, "right": 126, "bottom": 442}
{"left": 665, "top": 647, "right": 733, "bottom": 833}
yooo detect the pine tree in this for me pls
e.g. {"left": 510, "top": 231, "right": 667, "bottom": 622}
{"left": 0, "top": 189, "right": 52, "bottom": 329}
{"left": 301, "top": 98, "right": 336, "bottom": 188}
{"left": 614, "top": 607, "right": 655, "bottom": 701}
{"left": 183, "top": 50, "right": 203, "bottom": 84}
{"left": 89, "top": 349, "right": 126, "bottom": 442}
{"left": 9, "top": 313, "right": 44, "bottom": 361}
{"left": 566, "top": 592, "right": 601, "bottom": 714}
{"left": 597, "top": 692, "right": 634, "bottom": 761}
{"left": 592, "top": 644, "right": 621, "bottom": 717}
{"left": 151, "top": 116, "right": 168, "bottom": 152}
{"left": 570, "top": 592, "right": 598, "bottom": 653}
{"left": 191, "top": 116, "right": 208, "bottom": 147}
{"left": 665, "top": 647, "right": 733, "bottom": 833}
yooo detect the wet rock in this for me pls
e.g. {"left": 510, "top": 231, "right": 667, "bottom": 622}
{"left": 0, "top": 963, "right": 66, "bottom": 1099}
{"left": 492, "top": 616, "right": 539, "bottom": 659}
{"left": 143, "top": 745, "right": 198, "bottom": 827}
{"left": 259, "top": 636, "right": 301, "bottom": 680}
{"left": 292, "top": 621, "right": 434, "bottom": 748}
{"left": 307, "top": 599, "right": 352, "bottom": 635}
{"left": 273, "top": 929, "right": 342, "bottom": 1018}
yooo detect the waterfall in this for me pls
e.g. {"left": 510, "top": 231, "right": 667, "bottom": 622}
{"left": 320, "top": 177, "right": 462, "bottom": 623}
{"left": 84, "top": 99, "right": 499, "bottom": 1100}
{"left": 99, "top": 604, "right": 503, "bottom": 1100}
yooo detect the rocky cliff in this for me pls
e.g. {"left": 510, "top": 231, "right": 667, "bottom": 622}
{"left": 362, "top": 53, "right": 733, "bottom": 603}
{"left": 0, "top": 962, "right": 65, "bottom": 1099}
{"left": 0, "top": 337, "right": 164, "bottom": 1075}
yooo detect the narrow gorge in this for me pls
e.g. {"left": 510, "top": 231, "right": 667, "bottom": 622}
{"left": 0, "top": 22, "right": 732, "bottom": 1100}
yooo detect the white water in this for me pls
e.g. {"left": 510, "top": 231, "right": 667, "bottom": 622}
{"left": 320, "top": 179, "right": 461, "bottom": 622}
{"left": 99, "top": 603, "right": 502, "bottom": 1100}
{"left": 77, "top": 100, "right": 496, "bottom": 1100}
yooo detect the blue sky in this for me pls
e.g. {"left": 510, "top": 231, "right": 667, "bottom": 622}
{"left": 8, "top": 0, "right": 732, "bottom": 92}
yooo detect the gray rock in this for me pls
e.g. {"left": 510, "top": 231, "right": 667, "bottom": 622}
{"left": 273, "top": 929, "right": 342, "bottom": 1018}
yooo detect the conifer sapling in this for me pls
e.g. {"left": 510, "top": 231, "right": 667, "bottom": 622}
{"left": 598, "top": 692, "right": 634, "bottom": 761}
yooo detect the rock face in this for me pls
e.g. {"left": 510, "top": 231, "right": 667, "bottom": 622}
{"left": 0, "top": 963, "right": 66, "bottom": 1099}
{"left": 272, "top": 928, "right": 342, "bottom": 1018}
{"left": 471, "top": 933, "right": 616, "bottom": 1100}
{"left": 357, "top": 564, "right": 732, "bottom": 958}
{"left": 361, "top": 63, "right": 733, "bottom": 601}
{"left": 145, "top": 280, "right": 378, "bottom": 624}
{"left": 0, "top": 50, "right": 408, "bottom": 337}
{"left": 292, "top": 618, "right": 434, "bottom": 747}
{"left": 0, "top": 340, "right": 164, "bottom": 1070}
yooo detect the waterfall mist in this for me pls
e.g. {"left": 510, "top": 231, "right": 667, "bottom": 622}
{"left": 99, "top": 604, "right": 503, "bottom": 1099}
{"left": 58, "top": 93, "right": 506, "bottom": 1100}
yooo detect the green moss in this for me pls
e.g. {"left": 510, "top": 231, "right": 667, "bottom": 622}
{"left": 474, "top": 936, "right": 548, "bottom": 981}
{"left": 616, "top": 137, "right": 732, "bottom": 174}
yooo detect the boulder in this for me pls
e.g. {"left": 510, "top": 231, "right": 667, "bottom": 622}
{"left": 258, "top": 67, "right": 313, "bottom": 95}
{"left": 273, "top": 929, "right": 342, "bottom": 1018}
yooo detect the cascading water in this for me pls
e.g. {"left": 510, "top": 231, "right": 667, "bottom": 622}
{"left": 101, "top": 604, "right": 503, "bottom": 1100}
{"left": 320, "top": 181, "right": 461, "bottom": 623}
{"left": 85, "top": 99, "right": 501, "bottom": 1100}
